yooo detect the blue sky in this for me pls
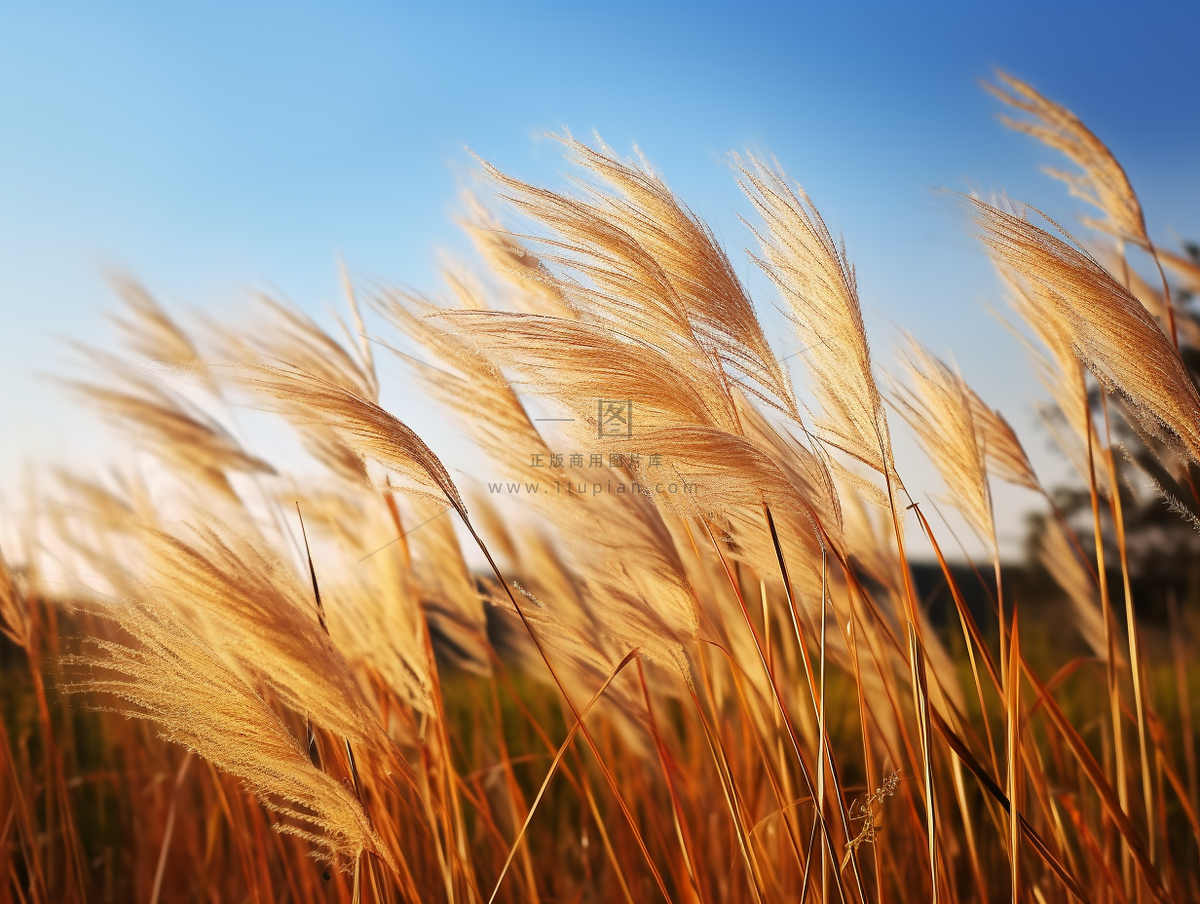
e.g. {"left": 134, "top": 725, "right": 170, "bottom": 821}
{"left": 2, "top": 1, "right": 1198, "bottom": 555}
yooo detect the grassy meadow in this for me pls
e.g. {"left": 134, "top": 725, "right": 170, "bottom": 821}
{"left": 2, "top": 72, "right": 1200, "bottom": 903}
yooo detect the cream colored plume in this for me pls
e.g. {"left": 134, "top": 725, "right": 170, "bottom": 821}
{"left": 129, "top": 518, "right": 390, "bottom": 752}
{"left": 439, "top": 309, "right": 738, "bottom": 442}
{"left": 373, "top": 290, "right": 558, "bottom": 493}
{"left": 445, "top": 142, "right": 841, "bottom": 558}
{"left": 890, "top": 340, "right": 995, "bottom": 548}
{"left": 963, "top": 386, "right": 1040, "bottom": 492}
{"left": 210, "top": 297, "right": 382, "bottom": 483}
{"left": 235, "top": 363, "right": 468, "bottom": 520}
{"left": 290, "top": 490, "right": 434, "bottom": 716}
{"left": 73, "top": 601, "right": 395, "bottom": 870}
{"left": 971, "top": 200, "right": 1200, "bottom": 465}
{"left": 478, "top": 136, "right": 796, "bottom": 417}
{"left": 988, "top": 71, "right": 1148, "bottom": 248}
{"left": 458, "top": 193, "right": 571, "bottom": 317}
{"left": 106, "top": 276, "right": 205, "bottom": 373}
{"left": 379, "top": 283, "right": 699, "bottom": 670}
{"left": 66, "top": 351, "right": 274, "bottom": 501}
{"left": 997, "top": 272, "right": 1107, "bottom": 495}
{"left": 737, "top": 155, "right": 896, "bottom": 479}
{"left": 223, "top": 295, "right": 379, "bottom": 401}
{"left": 738, "top": 396, "right": 843, "bottom": 538}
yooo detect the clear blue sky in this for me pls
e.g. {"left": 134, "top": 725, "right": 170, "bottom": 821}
{"left": 2, "top": 1, "right": 1198, "bottom": 555}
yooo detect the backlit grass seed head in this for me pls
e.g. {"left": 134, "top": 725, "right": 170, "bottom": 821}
{"left": 70, "top": 601, "right": 395, "bottom": 871}
{"left": 127, "top": 519, "right": 391, "bottom": 752}
{"left": 737, "top": 155, "right": 897, "bottom": 480}
{"left": 963, "top": 384, "right": 1040, "bottom": 493}
{"left": 971, "top": 199, "right": 1200, "bottom": 465}
{"left": 890, "top": 339, "right": 995, "bottom": 549}
{"left": 65, "top": 349, "right": 275, "bottom": 501}
{"left": 106, "top": 276, "right": 205, "bottom": 373}
{"left": 234, "top": 362, "right": 469, "bottom": 520}
{"left": 988, "top": 70, "right": 1149, "bottom": 248}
